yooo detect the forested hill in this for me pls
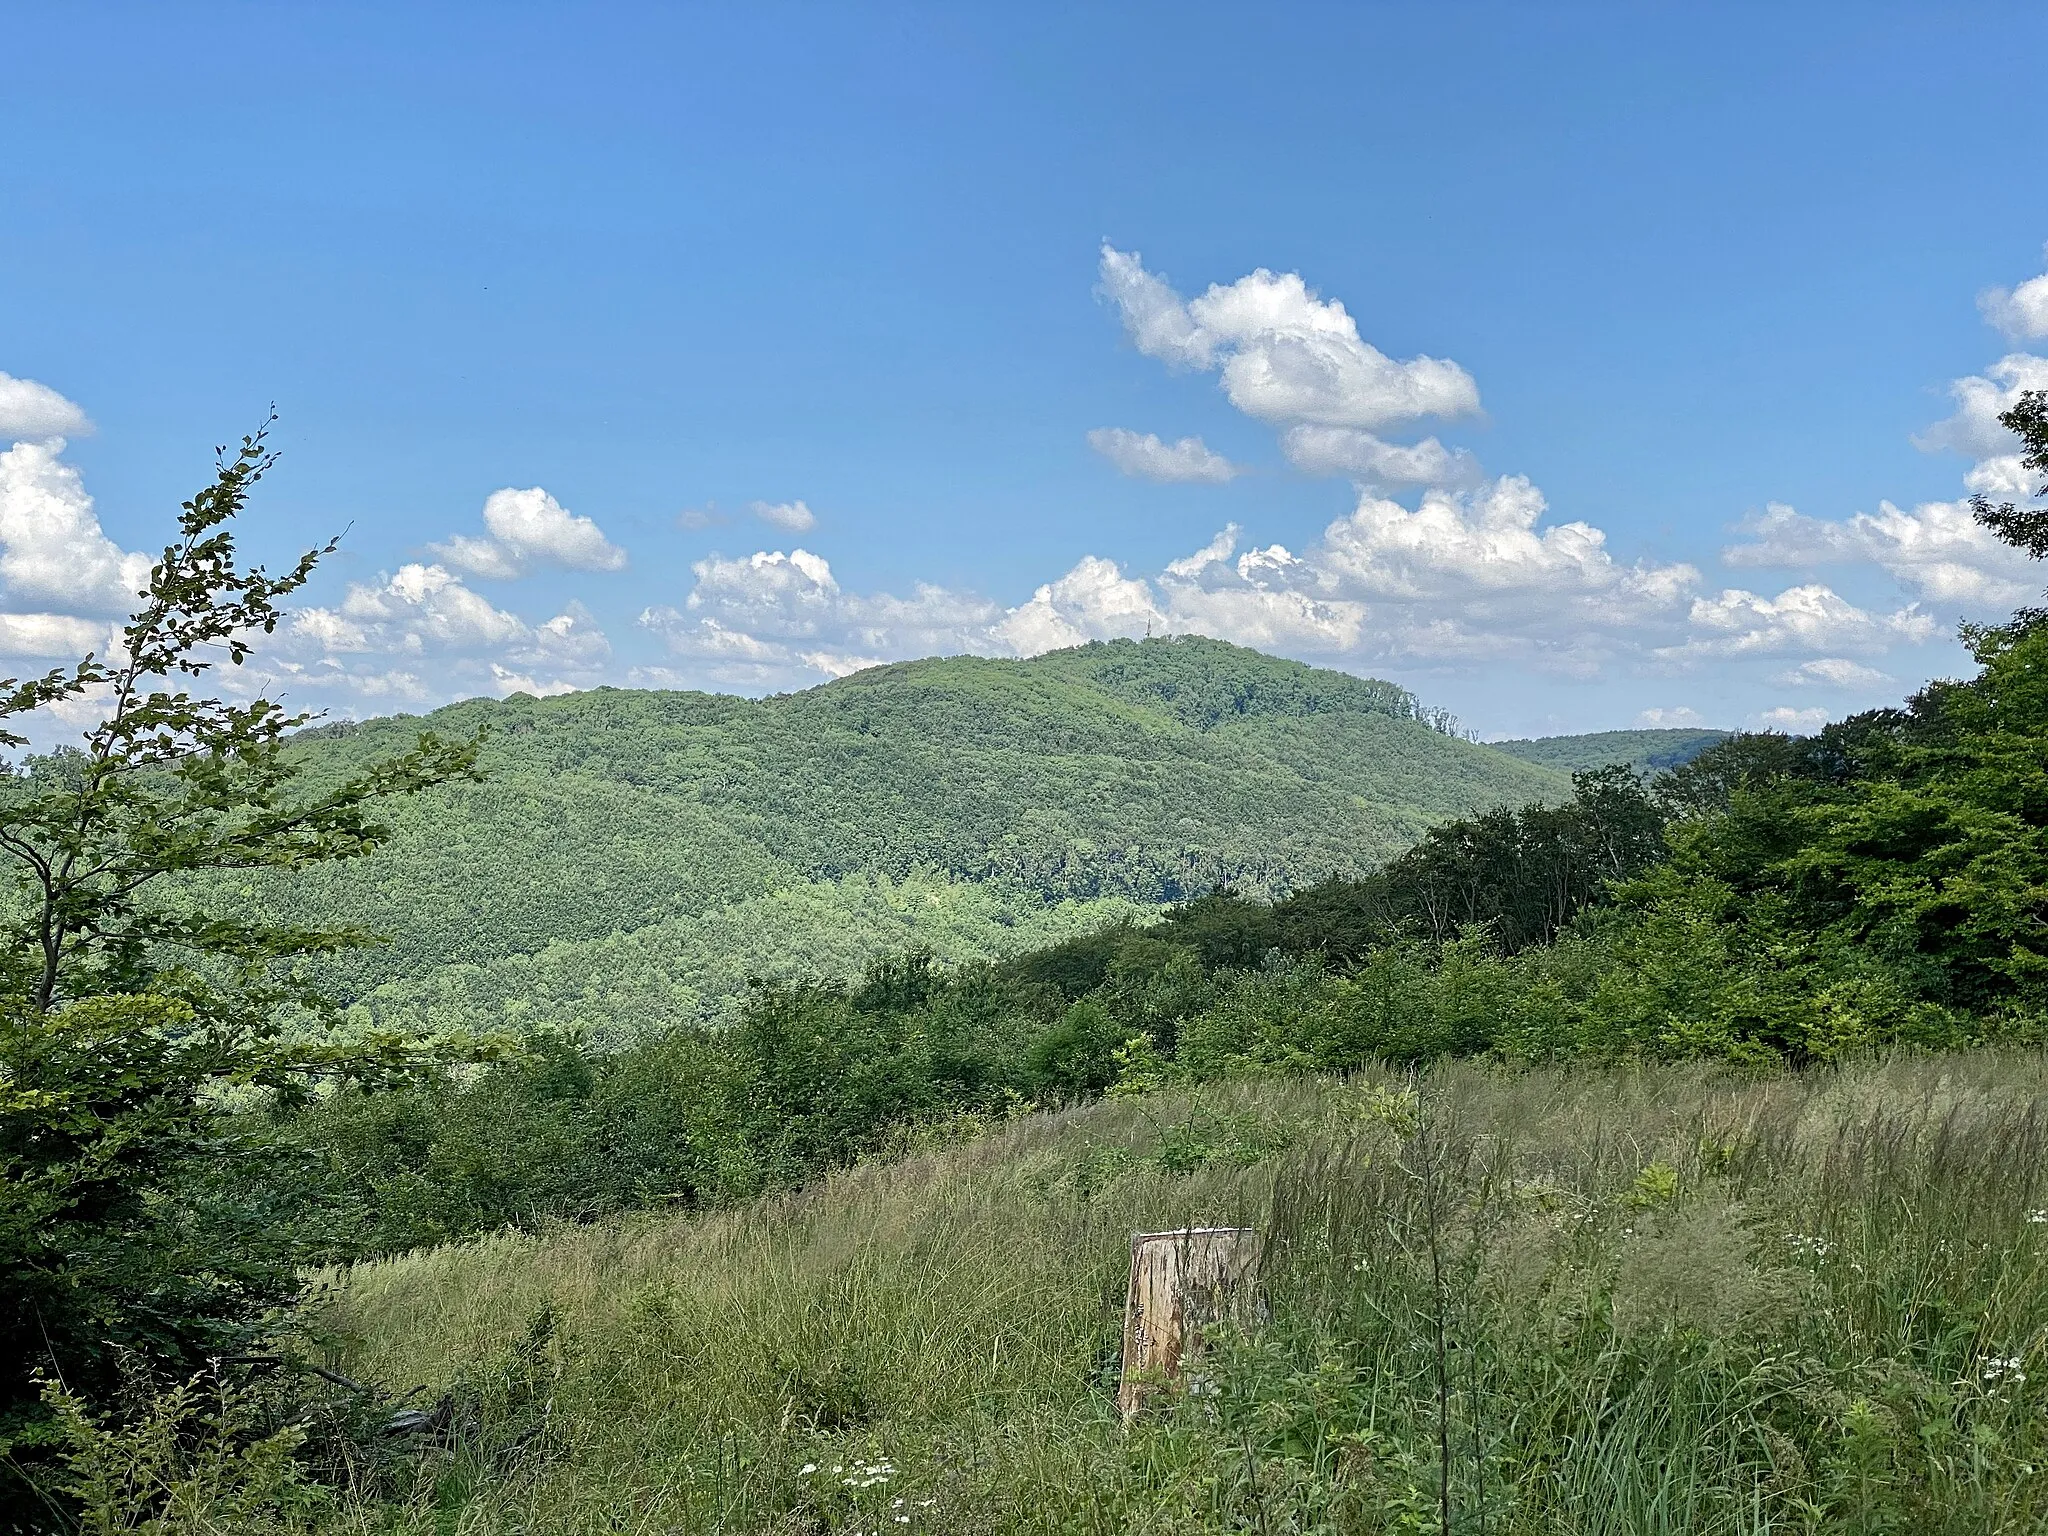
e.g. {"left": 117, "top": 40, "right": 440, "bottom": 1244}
{"left": 1486, "top": 727, "right": 1729, "bottom": 775}
{"left": 228, "top": 637, "right": 1565, "bottom": 1043}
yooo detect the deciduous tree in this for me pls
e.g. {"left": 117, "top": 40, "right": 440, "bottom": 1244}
{"left": 0, "top": 424, "right": 482, "bottom": 1519}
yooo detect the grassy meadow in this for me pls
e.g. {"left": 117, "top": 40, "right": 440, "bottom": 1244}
{"left": 285, "top": 1051, "right": 2048, "bottom": 1534}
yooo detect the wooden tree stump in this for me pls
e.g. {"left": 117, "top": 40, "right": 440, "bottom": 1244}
{"left": 1118, "top": 1226, "right": 1264, "bottom": 1420}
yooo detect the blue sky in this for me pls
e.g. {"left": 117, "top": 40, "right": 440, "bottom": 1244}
{"left": 5, "top": 2, "right": 2047, "bottom": 739}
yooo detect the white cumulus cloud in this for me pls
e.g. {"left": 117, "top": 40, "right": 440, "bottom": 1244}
{"left": 1281, "top": 425, "right": 1483, "bottom": 489}
{"left": 1914, "top": 353, "right": 2048, "bottom": 461}
{"left": 527, "top": 606, "right": 612, "bottom": 668}
{"left": 640, "top": 548, "right": 1004, "bottom": 687}
{"left": 278, "top": 566, "right": 612, "bottom": 705}
{"left": 335, "top": 563, "right": 531, "bottom": 649}
{"left": 1311, "top": 477, "right": 1699, "bottom": 660}
{"left": 677, "top": 549, "right": 846, "bottom": 639}
{"left": 1981, "top": 247, "right": 2048, "bottom": 341}
{"left": 488, "top": 663, "right": 582, "bottom": 698}
{"left": 1965, "top": 455, "right": 2038, "bottom": 499}
{"left": 641, "top": 456, "right": 1946, "bottom": 695}
{"left": 752, "top": 499, "right": 818, "bottom": 532}
{"left": 1724, "top": 498, "right": 2037, "bottom": 608}
{"left": 1755, "top": 705, "right": 1829, "bottom": 734}
{"left": 1637, "top": 706, "right": 1707, "bottom": 728}
{"left": 628, "top": 485, "right": 1970, "bottom": 697}
{"left": 990, "top": 556, "right": 1167, "bottom": 655}
{"left": 0, "top": 612, "right": 116, "bottom": 659}
{"left": 433, "top": 486, "right": 627, "bottom": 578}
{"left": 0, "top": 438, "right": 151, "bottom": 616}
{"left": 1667, "top": 584, "right": 1933, "bottom": 660}
{"left": 1773, "top": 657, "right": 1891, "bottom": 688}
{"left": 1100, "top": 245, "right": 1480, "bottom": 431}
{"left": 1087, "top": 428, "right": 1241, "bottom": 484}
{"left": 1723, "top": 251, "right": 2048, "bottom": 623}
{"left": 0, "top": 395, "right": 627, "bottom": 724}
{"left": 0, "top": 373, "right": 92, "bottom": 442}
{"left": 1155, "top": 531, "right": 1367, "bottom": 653}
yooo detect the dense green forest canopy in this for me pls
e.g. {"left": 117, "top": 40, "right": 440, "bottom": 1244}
{"left": 215, "top": 638, "right": 1563, "bottom": 1040}
{"left": 1486, "top": 726, "right": 1730, "bottom": 775}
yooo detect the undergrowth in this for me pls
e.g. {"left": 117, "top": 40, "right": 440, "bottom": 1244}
{"left": 189, "top": 1050, "right": 2048, "bottom": 1533}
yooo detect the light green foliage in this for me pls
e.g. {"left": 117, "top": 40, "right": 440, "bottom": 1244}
{"left": 40, "top": 1371, "right": 323, "bottom": 1535}
{"left": 339, "top": 874, "right": 1147, "bottom": 1046}
{"left": 294, "top": 1053, "right": 2048, "bottom": 1533}
{"left": 213, "top": 637, "right": 1564, "bottom": 1039}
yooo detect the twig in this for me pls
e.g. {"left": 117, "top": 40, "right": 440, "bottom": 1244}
{"left": 215, "top": 1354, "right": 373, "bottom": 1395}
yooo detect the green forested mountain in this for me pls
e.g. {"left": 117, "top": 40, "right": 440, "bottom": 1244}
{"left": 222, "top": 637, "right": 1563, "bottom": 1041}
{"left": 1486, "top": 725, "right": 1728, "bottom": 775}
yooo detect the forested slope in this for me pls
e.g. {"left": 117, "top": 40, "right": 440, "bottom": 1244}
{"left": 222, "top": 637, "right": 1563, "bottom": 1040}
{"left": 1487, "top": 726, "right": 1728, "bottom": 774}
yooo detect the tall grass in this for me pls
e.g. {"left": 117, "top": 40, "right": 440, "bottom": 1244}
{"left": 301, "top": 1052, "right": 2048, "bottom": 1533}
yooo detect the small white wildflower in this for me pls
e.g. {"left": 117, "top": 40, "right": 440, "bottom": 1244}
{"left": 2029, "top": 1210, "right": 2048, "bottom": 1224}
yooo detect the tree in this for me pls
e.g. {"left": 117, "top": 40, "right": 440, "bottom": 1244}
{"left": 1357, "top": 766, "right": 1666, "bottom": 953}
{"left": 1970, "top": 389, "right": 2048, "bottom": 560}
{"left": 1583, "top": 388, "right": 2048, "bottom": 1060}
{"left": 0, "top": 424, "right": 482, "bottom": 1519}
